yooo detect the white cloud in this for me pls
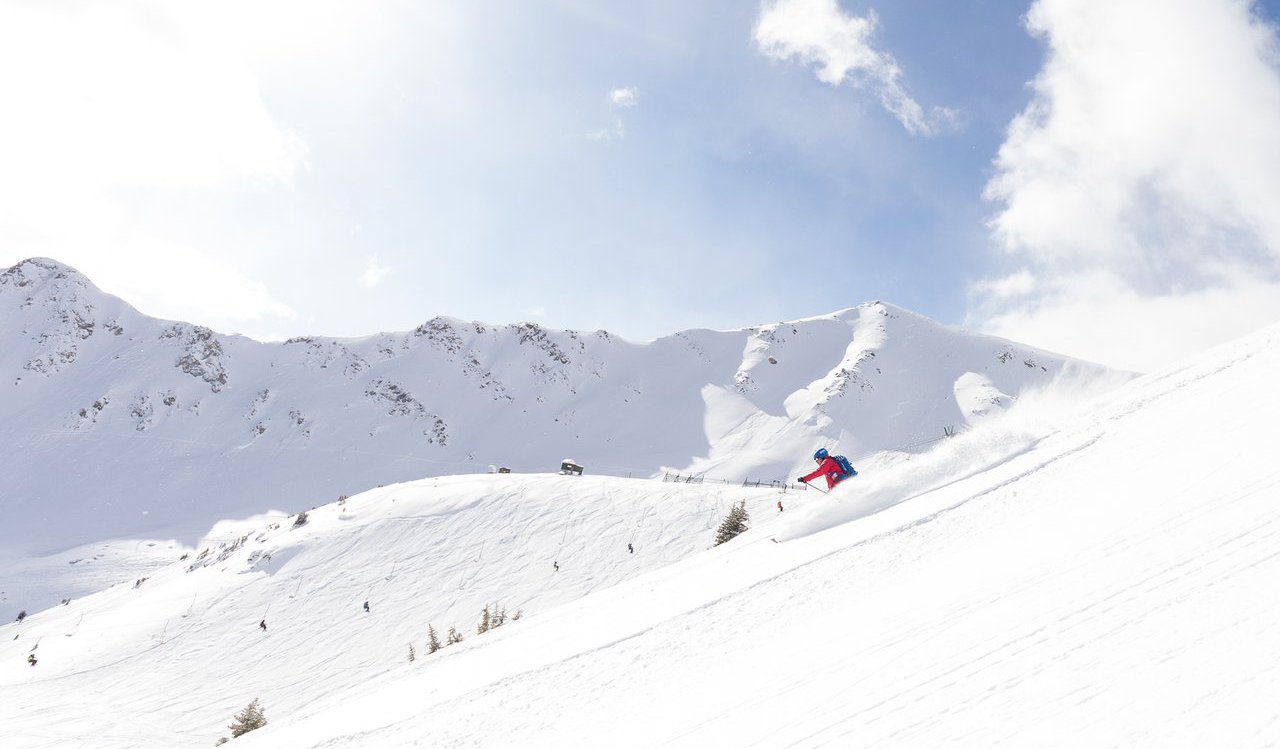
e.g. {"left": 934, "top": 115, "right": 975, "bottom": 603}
{"left": 971, "top": 270, "right": 1038, "bottom": 300}
{"left": 360, "top": 257, "right": 392, "bottom": 288}
{"left": 973, "top": 0, "right": 1280, "bottom": 371}
{"left": 753, "top": 0, "right": 947, "bottom": 136}
{"left": 0, "top": 2, "right": 306, "bottom": 338}
{"left": 588, "top": 120, "right": 626, "bottom": 142}
{"left": 589, "top": 86, "right": 640, "bottom": 142}
{"left": 971, "top": 270, "right": 1280, "bottom": 373}
{"left": 0, "top": 3, "right": 306, "bottom": 193}
{"left": 610, "top": 87, "right": 639, "bottom": 107}
{"left": 83, "top": 239, "right": 297, "bottom": 332}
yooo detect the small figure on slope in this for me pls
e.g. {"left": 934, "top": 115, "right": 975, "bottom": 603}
{"left": 363, "top": 601, "right": 370, "bottom": 613}
{"left": 797, "top": 448, "right": 857, "bottom": 490}
{"left": 27, "top": 653, "right": 37, "bottom": 667}
{"left": 259, "top": 619, "right": 267, "bottom": 632}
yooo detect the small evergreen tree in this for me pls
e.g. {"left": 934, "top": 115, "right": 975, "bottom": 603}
{"left": 477, "top": 605, "right": 491, "bottom": 634}
{"left": 16, "top": 610, "right": 26, "bottom": 623}
{"left": 714, "top": 500, "right": 750, "bottom": 546}
{"left": 427, "top": 624, "right": 442, "bottom": 653}
{"left": 491, "top": 605, "right": 506, "bottom": 629}
{"left": 447, "top": 626, "right": 463, "bottom": 645}
{"left": 408, "top": 643, "right": 416, "bottom": 662}
{"left": 228, "top": 698, "right": 267, "bottom": 738}
{"left": 293, "top": 511, "right": 309, "bottom": 527}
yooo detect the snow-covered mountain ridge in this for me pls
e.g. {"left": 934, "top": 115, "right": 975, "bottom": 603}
{"left": 1, "top": 257, "right": 1123, "bottom": 611}
{"left": 3, "top": 304, "right": 1277, "bottom": 748}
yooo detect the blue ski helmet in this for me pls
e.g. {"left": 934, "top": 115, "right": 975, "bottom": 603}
{"left": 813, "top": 448, "right": 829, "bottom": 460}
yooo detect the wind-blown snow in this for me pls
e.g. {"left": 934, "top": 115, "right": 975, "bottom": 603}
{"left": 2, "top": 316, "right": 1278, "bottom": 747}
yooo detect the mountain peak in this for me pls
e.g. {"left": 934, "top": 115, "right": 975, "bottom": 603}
{"left": 1, "top": 257, "right": 100, "bottom": 304}
{"left": 3, "top": 256, "right": 86, "bottom": 281}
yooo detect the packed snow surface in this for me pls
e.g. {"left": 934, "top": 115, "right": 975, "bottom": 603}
{"left": 3, "top": 317, "right": 1278, "bottom": 747}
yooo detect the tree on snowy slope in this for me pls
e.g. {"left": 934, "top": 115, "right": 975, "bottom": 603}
{"left": 427, "top": 624, "right": 442, "bottom": 654}
{"left": 714, "top": 501, "right": 750, "bottom": 546}
{"left": 227, "top": 697, "right": 267, "bottom": 738}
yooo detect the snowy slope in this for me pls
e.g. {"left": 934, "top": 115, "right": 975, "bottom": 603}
{"left": 3, "top": 319, "right": 1278, "bottom": 747}
{"left": 0, "top": 476, "right": 796, "bottom": 747}
{"left": 1, "top": 257, "right": 1121, "bottom": 612}
{"left": 237, "top": 317, "right": 1280, "bottom": 747}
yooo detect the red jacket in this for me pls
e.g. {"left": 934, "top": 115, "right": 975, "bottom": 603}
{"left": 801, "top": 456, "right": 844, "bottom": 489}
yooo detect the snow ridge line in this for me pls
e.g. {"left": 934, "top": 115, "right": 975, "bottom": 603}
{"left": 1086, "top": 329, "right": 1272, "bottom": 429}
{"left": 795, "top": 325, "right": 1277, "bottom": 559}
{"left": 866, "top": 431, "right": 1106, "bottom": 541}
{"left": 774, "top": 427, "right": 1103, "bottom": 556}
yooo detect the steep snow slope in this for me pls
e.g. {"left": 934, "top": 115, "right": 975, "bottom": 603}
{"left": 3, "top": 319, "right": 1277, "bottom": 747}
{"left": 245, "top": 321, "right": 1280, "bottom": 747}
{"left": 1, "top": 257, "right": 1122, "bottom": 611}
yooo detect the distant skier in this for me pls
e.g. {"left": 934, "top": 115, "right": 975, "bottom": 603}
{"left": 259, "top": 619, "right": 267, "bottom": 632}
{"left": 628, "top": 543, "right": 634, "bottom": 554}
{"left": 777, "top": 500, "right": 784, "bottom": 512}
{"left": 553, "top": 561, "right": 560, "bottom": 572}
{"left": 798, "top": 448, "right": 856, "bottom": 490}
{"left": 363, "top": 601, "right": 370, "bottom": 613}
{"left": 27, "top": 653, "right": 37, "bottom": 667}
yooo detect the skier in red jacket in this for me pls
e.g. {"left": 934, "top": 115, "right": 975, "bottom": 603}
{"left": 798, "top": 448, "right": 848, "bottom": 490}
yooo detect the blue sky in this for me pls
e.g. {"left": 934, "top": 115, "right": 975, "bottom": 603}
{"left": 2, "top": 0, "right": 1279, "bottom": 371}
